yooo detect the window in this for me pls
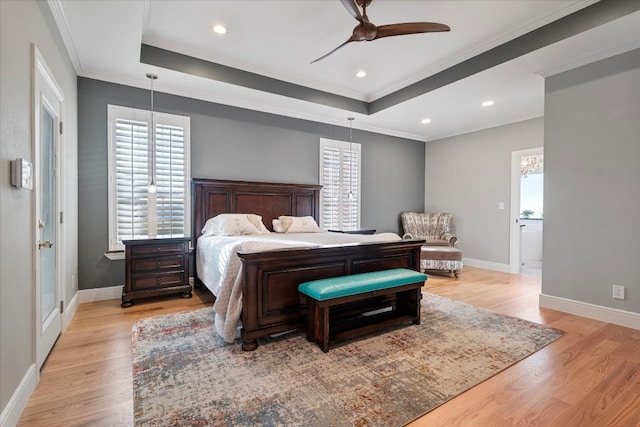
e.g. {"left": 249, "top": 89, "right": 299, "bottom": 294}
{"left": 319, "top": 138, "right": 361, "bottom": 230}
{"left": 107, "top": 105, "right": 191, "bottom": 251}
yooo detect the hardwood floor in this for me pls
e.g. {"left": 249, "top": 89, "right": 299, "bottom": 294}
{"left": 18, "top": 267, "right": 640, "bottom": 426}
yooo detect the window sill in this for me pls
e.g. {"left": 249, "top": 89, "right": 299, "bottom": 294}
{"left": 104, "top": 251, "right": 125, "bottom": 261}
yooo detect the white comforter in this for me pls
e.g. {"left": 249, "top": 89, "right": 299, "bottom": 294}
{"left": 196, "top": 232, "right": 402, "bottom": 342}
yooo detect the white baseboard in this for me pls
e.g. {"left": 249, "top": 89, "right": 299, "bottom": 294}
{"left": 540, "top": 294, "right": 640, "bottom": 330}
{"left": 462, "top": 257, "right": 510, "bottom": 273}
{"left": 0, "top": 364, "right": 36, "bottom": 427}
{"left": 78, "top": 285, "right": 123, "bottom": 303}
{"left": 62, "top": 291, "right": 79, "bottom": 332}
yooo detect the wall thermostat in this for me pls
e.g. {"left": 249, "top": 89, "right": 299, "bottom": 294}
{"left": 10, "top": 158, "right": 33, "bottom": 190}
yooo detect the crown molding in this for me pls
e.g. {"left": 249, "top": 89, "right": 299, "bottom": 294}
{"left": 78, "top": 70, "right": 426, "bottom": 142}
{"left": 369, "top": 0, "right": 599, "bottom": 101}
{"left": 536, "top": 39, "right": 640, "bottom": 78}
{"left": 47, "top": 0, "right": 83, "bottom": 73}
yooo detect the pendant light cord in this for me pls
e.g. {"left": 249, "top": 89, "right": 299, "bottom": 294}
{"left": 348, "top": 117, "right": 354, "bottom": 199}
{"left": 146, "top": 73, "right": 158, "bottom": 194}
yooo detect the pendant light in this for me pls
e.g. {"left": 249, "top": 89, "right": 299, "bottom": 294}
{"left": 348, "top": 117, "right": 354, "bottom": 199}
{"left": 146, "top": 73, "right": 158, "bottom": 194}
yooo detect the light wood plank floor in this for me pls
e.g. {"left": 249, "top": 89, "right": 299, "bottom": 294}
{"left": 18, "top": 267, "right": 640, "bottom": 426}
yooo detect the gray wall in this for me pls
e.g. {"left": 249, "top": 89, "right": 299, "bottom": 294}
{"left": 543, "top": 49, "right": 640, "bottom": 313}
{"left": 78, "top": 78, "right": 425, "bottom": 290}
{"left": 1, "top": 0, "right": 78, "bottom": 419}
{"left": 425, "top": 117, "right": 544, "bottom": 267}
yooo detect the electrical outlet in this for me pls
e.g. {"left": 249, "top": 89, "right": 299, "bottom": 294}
{"left": 612, "top": 285, "right": 625, "bottom": 300}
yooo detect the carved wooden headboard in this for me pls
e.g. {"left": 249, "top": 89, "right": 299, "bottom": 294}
{"left": 192, "top": 178, "right": 322, "bottom": 242}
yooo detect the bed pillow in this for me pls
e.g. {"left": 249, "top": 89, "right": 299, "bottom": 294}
{"left": 201, "top": 214, "right": 270, "bottom": 236}
{"left": 272, "top": 219, "right": 285, "bottom": 233}
{"left": 274, "top": 216, "right": 322, "bottom": 233}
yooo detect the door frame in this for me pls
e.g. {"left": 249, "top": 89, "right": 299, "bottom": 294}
{"left": 509, "top": 147, "right": 543, "bottom": 274}
{"left": 32, "top": 45, "right": 65, "bottom": 372}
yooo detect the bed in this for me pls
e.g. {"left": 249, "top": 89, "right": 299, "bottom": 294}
{"left": 193, "top": 178, "right": 424, "bottom": 350}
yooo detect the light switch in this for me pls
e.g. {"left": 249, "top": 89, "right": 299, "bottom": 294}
{"left": 498, "top": 202, "right": 505, "bottom": 210}
{"left": 10, "top": 158, "right": 33, "bottom": 190}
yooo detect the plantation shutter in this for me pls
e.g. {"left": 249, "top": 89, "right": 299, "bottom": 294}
{"left": 108, "top": 105, "right": 191, "bottom": 251}
{"left": 321, "top": 147, "right": 341, "bottom": 228}
{"left": 155, "top": 123, "right": 186, "bottom": 238}
{"left": 115, "top": 118, "right": 150, "bottom": 242}
{"left": 342, "top": 147, "right": 359, "bottom": 229}
{"left": 319, "top": 138, "right": 361, "bottom": 230}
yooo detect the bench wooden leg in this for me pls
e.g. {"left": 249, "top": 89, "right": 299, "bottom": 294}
{"left": 306, "top": 298, "right": 317, "bottom": 342}
{"left": 413, "top": 289, "right": 422, "bottom": 325}
{"left": 320, "top": 305, "right": 330, "bottom": 353}
{"left": 307, "top": 298, "right": 331, "bottom": 352}
{"left": 395, "top": 287, "right": 422, "bottom": 326}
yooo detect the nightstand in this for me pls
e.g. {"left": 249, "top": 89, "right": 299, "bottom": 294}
{"left": 121, "top": 237, "right": 192, "bottom": 308}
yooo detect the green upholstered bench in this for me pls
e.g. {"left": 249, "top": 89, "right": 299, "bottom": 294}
{"left": 298, "top": 268, "right": 427, "bottom": 352}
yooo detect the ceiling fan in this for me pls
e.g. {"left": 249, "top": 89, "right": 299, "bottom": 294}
{"left": 312, "top": 0, "right": 450, "bottom": 63}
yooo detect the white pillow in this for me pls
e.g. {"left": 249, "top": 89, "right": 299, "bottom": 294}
{"left": 272, "top": 219, "right": 285, "bottom": 233}
{"left": 201, "top": 214, "right": 270, "bottom": 236}
{"left": 275, "top": 216, "right": 322, "bottom": 233}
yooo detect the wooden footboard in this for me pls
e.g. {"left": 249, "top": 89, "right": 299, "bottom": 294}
{"left": 237, "top": 239, "right": 424, "bottom": 350}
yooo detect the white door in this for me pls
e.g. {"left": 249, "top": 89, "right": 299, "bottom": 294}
{"left": 34, "top": 47, "right": 64, "bottom": 369}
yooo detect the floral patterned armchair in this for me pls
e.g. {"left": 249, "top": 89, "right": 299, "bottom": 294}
{"left": 400, "top": 212, "right": 457, "bottom": 247}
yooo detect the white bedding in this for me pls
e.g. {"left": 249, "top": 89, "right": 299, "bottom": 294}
{"left": 196, "top": 231, "right": 402, "bottom": 342}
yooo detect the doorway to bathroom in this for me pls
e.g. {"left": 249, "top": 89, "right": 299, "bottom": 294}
{"left": 509, "top": 148, "right": 543, "bottom": 276}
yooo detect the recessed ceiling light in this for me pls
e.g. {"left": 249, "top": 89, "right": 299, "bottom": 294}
{"left": 482, "top": 100, "right": 494, "bottom": 107}
{"left": 421, "top": 118, "right": 431, "bottom": 124}
{"left": 356, "top": 70, "right": 367, "bottom": 78}
{"left": 212, "top": 24, "right": 227, "bottom": 35}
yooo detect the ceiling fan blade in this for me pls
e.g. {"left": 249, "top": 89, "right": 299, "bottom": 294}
{"left": 374, "top": 22, "right": 450, "bottom": 40}
{"left": 311, "top": 37, "right": 355, "bottom": 64}
{"left": 340, "top": 0, "right": 363, "bottom": 22}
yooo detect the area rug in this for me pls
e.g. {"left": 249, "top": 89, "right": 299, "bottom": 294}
{"left": 132, "top": 293, "right": 564, "bottom": 426}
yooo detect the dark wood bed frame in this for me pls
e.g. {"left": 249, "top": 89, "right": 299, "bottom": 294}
{"left": 192, "top": 178, "right": 424, "bottom": 350}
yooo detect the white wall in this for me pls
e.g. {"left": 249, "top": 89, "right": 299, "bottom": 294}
{"left": 425, "top": 117, "right": 544, "bottom": 270}
{"left": 0, "top": 1, "right": 78, "bottom": 424}
{"left": 542, "top": 49, "right": 640, "bottom": 316}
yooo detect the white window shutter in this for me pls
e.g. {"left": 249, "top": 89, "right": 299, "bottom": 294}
{"left": 115, "top": 118, "right": 150, "bottom": 242}
{"left": 155, "top": 123, "right": 186, "bottom": 238}
{"left": 108, "top": 105, "right": 191, "bottom": 251}
{"left": 319, "top": 138, "right": 361, "bottom": 230}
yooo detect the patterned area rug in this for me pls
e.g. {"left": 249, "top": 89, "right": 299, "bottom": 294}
{"left": 132, "top": 293, "right": 564, "bottom": 426}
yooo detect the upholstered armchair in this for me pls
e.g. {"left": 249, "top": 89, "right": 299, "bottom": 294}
{"left": 400, "top": 212, "right": 457, "bottom": 247}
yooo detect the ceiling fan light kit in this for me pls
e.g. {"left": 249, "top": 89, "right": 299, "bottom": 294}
{"left": 312, "top": 0, "right": 450, "bottom": 63}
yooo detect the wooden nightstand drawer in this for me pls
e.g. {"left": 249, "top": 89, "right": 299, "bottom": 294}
{"left": 131, "top": 255, "right": 185, "bottom": 273}
{"left": 130, "top": 241, "right": 188, "bottom": 256}
{"left": 121, "top": 237, "right": 192, "bottom": 307}
{"left": 130, "top": 272, "right": 187, "bottom": 291}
